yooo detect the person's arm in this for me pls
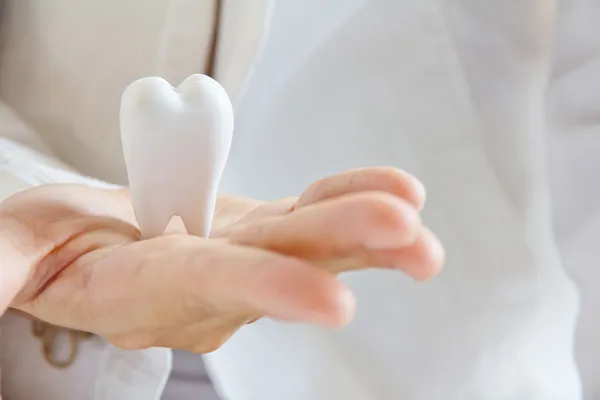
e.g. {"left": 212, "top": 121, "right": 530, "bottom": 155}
{"left": 0, "top": 87, "right": 441, "bottom": 356}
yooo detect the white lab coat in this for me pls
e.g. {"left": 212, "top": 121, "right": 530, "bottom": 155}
{"left": 1, "top": 0, "right": 599, "bottom": 399}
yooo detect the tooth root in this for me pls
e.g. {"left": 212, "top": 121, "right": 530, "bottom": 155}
{"left": 131, "top": 191, "right": 173, "bottom": 239}
{"left": 179, "top": 190, "right": 218, "bottom": 237}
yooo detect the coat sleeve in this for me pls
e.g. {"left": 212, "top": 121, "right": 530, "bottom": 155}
{"left": 0, "top": 100, "right": 120, "bottom": 203}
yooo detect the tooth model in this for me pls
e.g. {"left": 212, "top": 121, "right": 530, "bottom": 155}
{"left": 120, "top": 74, "right": 233, "bottom": 238}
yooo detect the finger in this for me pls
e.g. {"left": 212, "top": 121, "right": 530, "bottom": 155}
{"left": 322, "top": 227, "right": 445, "bottom": 280}
{"left": 137, "top": 237, "right": 356, "bottom": 328}
{"left": 225, "top": 192, "right": 423, "bottom": 275}
{"left": 373, "top": 227, "right": 445, "bottom": 280}
{"left": 235, "top": 197, "right": 297, "bottom": 222}
{"left": 178, "top": 239, "right": 355, "bottom": 327}
{"left": 296, "top": 167, "right": 426, "bottom": 210}
{"left": 47, "top": 235, "right": 355, "bottom": 331}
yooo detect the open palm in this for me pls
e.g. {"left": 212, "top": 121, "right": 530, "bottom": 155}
{"left": 0, "top": 167, "right": 443, "bottom": 353}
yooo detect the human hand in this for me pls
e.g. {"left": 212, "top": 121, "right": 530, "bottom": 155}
{"left": 0, "top": 167, "right": 443, "bottom": 353}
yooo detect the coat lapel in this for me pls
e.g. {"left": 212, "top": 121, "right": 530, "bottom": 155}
{"left": 212, "top": 0, "right": 274, "bottom": 105}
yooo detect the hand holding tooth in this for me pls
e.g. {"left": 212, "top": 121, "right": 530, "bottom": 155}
{"left": 0, "top": 75, "right": 444, "bottom": 353}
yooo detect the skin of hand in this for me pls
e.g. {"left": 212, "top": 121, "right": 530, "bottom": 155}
{"left": 0, "top": 167, "right": 444, "bottom": 353}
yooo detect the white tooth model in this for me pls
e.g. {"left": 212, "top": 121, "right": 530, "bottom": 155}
{"left": 120, "top": 74, "right": 233, "bottom": 238}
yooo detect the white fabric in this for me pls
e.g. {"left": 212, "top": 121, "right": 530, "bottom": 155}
{"left": 547, "top": 1, "right": 600, "bottom": 397}
{"left": 0, "top": 102, "right": 52, "bottom": 155}
{"left": 212, "top": 0, "right": 274, "bottom": 106}
{"left": 1, "top": 314, "right": 170, "bottom": 400}
{"left": 204, "top": 0, "right": 589, "bottom": 399}
{"left": 1, "top": 313, "right": 104, "bottom": 400}
{"left": 1, "top": 313, "right": 170, "bottom": 400}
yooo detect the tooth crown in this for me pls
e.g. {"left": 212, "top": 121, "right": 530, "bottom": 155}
{"left": 120, "top": 74, "right": 233, "bottom": 238}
